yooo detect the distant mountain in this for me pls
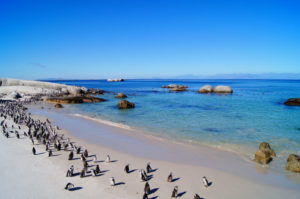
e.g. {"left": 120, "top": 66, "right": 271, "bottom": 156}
{"left": 174, "top": 73, "right": 300, "bottom": 79}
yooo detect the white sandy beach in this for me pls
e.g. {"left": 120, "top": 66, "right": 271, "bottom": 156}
{"left": 1, "top": 104, "right": 300, "bottom": 199}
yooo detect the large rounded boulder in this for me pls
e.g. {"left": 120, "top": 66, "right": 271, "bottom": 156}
{"left": 116, "top": 92, "right": 127, "bottom": 99}
{"left": 254, "top": 142, "right": 276, "bottom": 164}
{"left": 118, "top": 100, "right": 135, "bottom": 109}
{"left": 286, "top": 154, "right": 300, "bottom": 173}
{"left": 213, "top": 85, "right": 233, "bottom": 93}
{"left": 198, "top": 85, "right": 213, "bottom": 93}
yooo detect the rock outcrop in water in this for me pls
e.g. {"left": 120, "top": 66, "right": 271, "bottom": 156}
{"left": 286, "top": 154, "right": 300, "bottom": 173}
{"left": 254, "top": 142, "right": 276, "bottom": 164}
{"left": 54, "top": 103, "right": 64, "bottom": 108}
{"left": 284, "top": 98, "right": 300, "bottom": 106}
{"left": 46, "top": 96, "right": 107, "bottom": 104}
{"left": 213, "top": 85, "right": 233, "bottom": 94}
{"left": 85, "top": 88, "right": 104, "bottom": 95}
{"left": 116, "top": 92, "right": 127, "bottom": 98}
{"left": 118, "top": 100, "right": 135, "bottom": 109}
{"left": 162, "top": 84, "right": 188, "bottom": 92}
{"left": 198, "top": 85, "right": 213, "bottom": 93}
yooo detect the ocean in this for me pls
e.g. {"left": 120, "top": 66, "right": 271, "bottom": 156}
{"left": 45, "top": 79, "right": 300, "bottom": 158}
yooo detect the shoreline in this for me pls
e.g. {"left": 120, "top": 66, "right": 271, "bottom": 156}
{"left": 29, "top": 104, "right": 300, "bottom": 189}
{"left": 1, "top": 102, "right": 300, "bottom": 198}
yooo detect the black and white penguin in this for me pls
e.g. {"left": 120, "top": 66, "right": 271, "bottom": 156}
{"left": 124, "top": 164, "right": 130, "bottom": 174}
{"left": 64, "top": 182, "right": 74, "bottom": 191}
{"left": 92, "top": 169, "right": 97, "bottom": 177}
{"left": 194, "top": 194, "right": 201, "bottom": 199}
{"left": 110, "top": 177, "right": 115, "bottom": 186}
{"left": 83, "top": 149, "right": 88, "bottom": 158}
{"left": 105, "top": 155, "right": 111, "bottom": 163}
{"left": 202, "top": 176, "right": 209, "bottom": 188}
{"left": 143, "top": 192, "right": 148, "bottom": 199}
{"left": 146, "top": 162, "right": 152, "bottom": 173}
{"left": 80, "top": 169, "right": 85, "bottom": 178}
{"left": 144, "top": 182, "right": 151, "bottom": 195}
{"left": 48, "top": 149, "right": 52, "bottom": 157}
{"left": 171, "top": 186, "right": 178, "bottom": 198}
{"left": 167, "top": 172, "right": 173, "bottom": 182}
{"left": 95, "top": 164, "right": 101, "bottom": 174}
{"left": 68, "top": 151, "right": 74, "bottom": 160}
{"left": 32, "top": 147, "right": 36, "bottom": 155}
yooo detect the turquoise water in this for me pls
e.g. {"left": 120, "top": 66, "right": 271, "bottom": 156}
{"left": 46, "top": 79, "right": 300, "bottom": 156}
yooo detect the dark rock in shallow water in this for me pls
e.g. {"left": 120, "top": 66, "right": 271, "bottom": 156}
{"left": 254, "top": 142, "right": 276, "bottom": 164}
{"left": 286, "top": 154, "right": 300, "bottom": 173}
{"left": 284, "top": 98, "right": 300, "bottom": 106}
{"left": 118, "top": 100, "right": 135, "bottom": 109}
{"left": 54, "top": 104, "right": 63, "bottom": 108}
{"left": 46, "top": 96, "right": 107, "bottom": 104}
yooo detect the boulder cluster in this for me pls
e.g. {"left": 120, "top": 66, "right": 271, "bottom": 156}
{"left": 198, "top": 85, "right": 233, "bottom": 94}
{"left": 162, "top": 84, "right": 188, "bottom": 92}
{"left": 254, "top": 142, "right": 300, "bottom": 173}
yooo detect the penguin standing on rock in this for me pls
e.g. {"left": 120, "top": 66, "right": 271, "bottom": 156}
{"left": 32, "top": 147, "right": 36, "bottom": 155}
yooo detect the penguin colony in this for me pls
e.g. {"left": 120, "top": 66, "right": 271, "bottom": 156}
{"left": 0, "top": 100, "right": 211, "bottom": 198}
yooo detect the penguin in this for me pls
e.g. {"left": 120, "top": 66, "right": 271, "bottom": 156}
{"left": 16, "top": 133, "right": 20, "bottom": 139}
{"left": 32, "top": 147, "right": 36, "bottom": 155}
{"left": 143, "top": 192, "right": 148, "bottom": 199}
{"left": 171, "top": 186, "right": 178, "bottom": 198}
{"left": 194, "top": 194, "right": 201, "bottom": 199}
{"left": 76, "top": 146, "right": 81, "bottom": 154}
{"left": 202, "top": 176, "right": 209, "bottom": 188}
{"left": 83, "top": 160, "right": 88, "bottom": 171}
{"left": 69, "top": 165, "right": 74, "bottom": 177}
{"left": 146, "top": 162, "right": 152, "bottom": 173}
{"left": 68, "top": 151, "right": 74, "bottom": 160}
{"left": 92, "top": 169, "right": 97, "bottom": 177}
{"left": 167, "top": 172, "right": 173, "bottom": 182}
{"left": 80, "top": 169, "right": 85, "bottom": 178}
{"left": 64, "top": 182, "right": 74, "bottom": 191}
{"left": 83, "top": 149, "right": 88, "bottom": 158}
{"left": 48, "top": 150, "right": 52, "bottom": 157}
{"left": 106, "top": 155, "right": 111, "bottom": 163}
{"left": 144, "top": 182, "right": 151, "bottom": 195}
{"left": 140, "top": 170, "right": 147, "bottom": 182}
{"left": 110, "top": 177, "right": 115, "bottom": 186}
{"left": 95, "top": 164, "right": 101, "bottom": 174}
{"left": 124, "top": 164, "right": 130, "bottom": 174}
{"left": 81, "top": 154, "right": 86, "bottom": 162}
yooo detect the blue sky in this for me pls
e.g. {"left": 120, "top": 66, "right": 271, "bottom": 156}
{"left": 0, "top": 0, "right": 299, "bottom": 79}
